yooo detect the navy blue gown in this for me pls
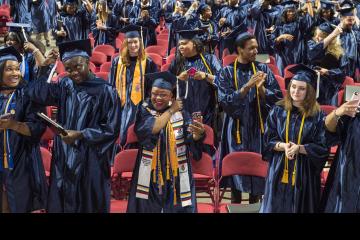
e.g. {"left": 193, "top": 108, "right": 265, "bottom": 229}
{"left": 0, "top": 87, "right": 47, "bottom": 213}
{"left": 307, "top": 40, "right": 346, "bottom": 106}
{"left": 10, "top": 0, "right": 32, "bottom": 29}
{"left": 29, "top": 0, "right": 51, "bottom": 34}
{"left": 260, "top": 105, "right": 329, "bottom": 213}
{"left": 26, "top": 75, "right": 121, "bottom": 213}
{"left": 113, "top": 0, "right": 140, "bottom": 28}
{"left": 108, "top": 55, "right": 158, "bottom": 147}
{"left": 216, "top": 61, "right": 283, "bottom": 195}
{"left": 321, "top": 114, "right": 360, "bottom": 212}
{"left": 90, "top": 11, "right": 118, "bottom": 46}
{"left": 339, "top": 28, "right": 360, "bottom": 79}
{"left": 127, "top": 100, "right": 203, "bottom": 213}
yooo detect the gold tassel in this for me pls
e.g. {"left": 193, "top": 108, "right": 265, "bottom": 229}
{"left": 173, "top": 177, "right": 177, "bottom": 205}
{"left": 236, "top": 119, "right": 241, "bottom": 144}
{"left": 281, "top": 169, "right": 289, "bottom": 184}
{"left": 291, "top": 171, "right": 296, "bottom": 186}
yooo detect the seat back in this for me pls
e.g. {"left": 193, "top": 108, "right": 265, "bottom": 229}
{"left": 93, "top": 44, "right": 115, "bottom": 58}
{"left": 222, "top": 54, "right": 237, "bottom": 67}
{"left": 145, "top": 46, "right": 166, "bottom": 57}
{"left": 124, "top": 124, "right": 138, "bottom": 147}
{"left": 100, "top": 62, "right": 112, "bottom": 72}
{"left": 221, "top": 152, "right": 268, "bottom": 178}
{"left": 166, "top": 54, "right": 175, "bottom": 65}
{"left": 267, "top": 63, "right": 280, "bottom": 76}
{"left": 161, "top": 63, "right": 171, "bottom": 71}
{"left": 95, "top": 72, "right": 109, "bottom": 81}
{"left": 342, "top": 76, "right": 355, "bottom": 88}
{"left": 320, "top": 105, "right": 336, "bottom": 115}
{"left": 147, "top": 52, "right": 163, "bottom": 67}
{"left": 90, "top": 51, "right": 107, "bottom": 65}
{"left": 274, "top": 74, "right": 285, "bottom": 90}
{"left": 113, "top": 149, "right": 138, "bottom": 174}
{"left": 40, "top": 147, "right": 52, "bottom": 173}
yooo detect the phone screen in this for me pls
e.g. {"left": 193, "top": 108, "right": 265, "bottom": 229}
{"left": 187, "top": 67, "right": 197, "bottom": 77}
{"left": 350, "top": 92, "right": 360, "bottom": 106}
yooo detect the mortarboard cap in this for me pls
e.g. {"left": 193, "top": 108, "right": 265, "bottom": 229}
{"left": 0, "top": 46, "right": 22, "bottom": 63}
{"left": 177, "top": 29, "right": 203, "bottom": 40}
{"left": 281, "top": 0, "right": 299, "bottom": 9}
{"left": 58, "top": 39, "right": 92, "bottom": 62}
{"left": 146, "top": 71, "right": 177, "bottom": 91}
{"left": 318, "top": 22, "right": 335, "bottom": 34}
{"left": 119, "top": 24, "right": 146, "bottom": 39}
{"left": 197, "top": 3, "right": 210, "bottom": 15}
{"left": 63, "top": 0, "right": 77, "bottom": 5}
{"left": 181, "top": 0, "right": 193, "bottom": 8}
{"left": 338, "top": 0, "right": 355, "bottom": 16}
{"left": 285, "top": 64, "right": 320, "bottom": 97}
{"left": 320, "top": 0, "right": 335, "bottom": 10}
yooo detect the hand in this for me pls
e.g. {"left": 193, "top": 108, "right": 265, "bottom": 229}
{"left": 286, "top": 142, "right": 300, "bottom": 160}
{"left": 335, "top": 100, "right": 360, "bottom": 118}
{"left": 191, "top": 0, "right": 199, "bottom": 9}
{"left": 43, "top": 48, "right": 59, "bottom": 66}
{"left": 317, "top": 68, "right": 329, "bottom": 76}
{"left": 190, "top": 119, "right": 205, "bottom": 141}
{"left": 60, "top": 130, "right": 83, "bottom": 145}
{"left": 255, "top": 71, "right": 267, "bottom": 88}
{"left": 246, "top": 71, "right": 266, "bottom": 89}
{"left": 120, "top": 17, "right": 129, "bottom": 23}
{"left": 169, "top": 99, "right": 183, "bottom": 113}
{"left": 219, "top": 18, "right": 226, "bottom": 27}
{"left": 278, "top": 34, "right": 294, "bottom": 42}
{"left": 0, "top": 118, "right": 16, "bottom": 131}
{"left": 333, "top": 24, "right": 343, "bottom": 36}
{"left": 266, "top": 25, "right": 275, "bottom": 33}
{"left": 177, "top": 71, "right": 189, "bottom": 81}
{"left": 57, "top": 30, "right": 67, "bottom": 37}
{"left": 24, "top": 42, "right": 37, "bottom": 53}
{"left": 282, "top": 142, "right": 292, "bottom": 158}
{"left": 193, "top": 71, "right": 206, "bottom": 81}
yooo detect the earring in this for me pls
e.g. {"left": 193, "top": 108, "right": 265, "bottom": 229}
{"left": 168, "top": 101, "right": 172, "bottom": 106}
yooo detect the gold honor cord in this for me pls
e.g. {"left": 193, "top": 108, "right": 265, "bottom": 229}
{"left": 232, "top": 61, "right": 265, "bottom": 144}
{"left": 281, "top": 111, "right": 306, "bottom": 186}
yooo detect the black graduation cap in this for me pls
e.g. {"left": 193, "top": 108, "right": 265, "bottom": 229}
{"left": 285, "top": 64, "right": 320, "bottom": 97}
{"left": 58, "top": 39, "right": 92, "bottom": 62}
{"left": 318, "top": 22, "right": 335, "bottom": 34}
{"left": 320, "top": 0, "right": 335, "bottom": 10}
{"left": 63, "top": 0, "right": 77, "bottom": 5}
{"left": 145, "top": 71, "right": 177, "bottom": 91}
{"left": 281, "top": 0, "right": 298, "bottom": 9}
{"left": 223, "top": 23, "right": 248, "bottom": 53}
{"left": 197, "top": 3, "right": 210, "bottom": 15}
{"left": 119, "top": 24, "right": 147, "bottom": 39}
{"left": 181, "top": 0, "right": 193, "bottom": 8}
{"left": 0, "top": 46, "right": 22, "bottom": 63}
{"left": 338, "top": 1, "right": 355, "bottom": 16}
{"left": 177, "top": 29, "right": 204, "bottom": 40}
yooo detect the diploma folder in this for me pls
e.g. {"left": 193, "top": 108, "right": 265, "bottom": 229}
{"left": 36, "top": 112, "right": 68, "bottom": 136}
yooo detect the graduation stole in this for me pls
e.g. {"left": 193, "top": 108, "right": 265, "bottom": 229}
{"left": 233, "top": 61, "right": 265, "bottom": 144}
{"left": 136, "top": 109, "right": 192, "bottom": 207}
{"left": 115, "top": 56, "right": 147, "bottom": 107}
{"left": 281, "top": 111, "right": 306, "bottom": 186}
{"left": 0, "top": 92, "right": 16, "bottom": 172}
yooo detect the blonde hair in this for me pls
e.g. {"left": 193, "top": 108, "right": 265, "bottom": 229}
{"left": 277, "top": 81, "right": 320, "bottom": 117}
{"left": 120, "top": 38, "right": 146, "bottom": 66}
{"left": 96, "top": 1, "right": 108, "bottom": 22}
{"left": 314, "top": 28, "right": 344, "bottom": 60}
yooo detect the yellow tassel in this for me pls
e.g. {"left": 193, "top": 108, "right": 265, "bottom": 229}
{"left": 291, "top": 171, "right": 296, "bottom": 186}
{"left": 281, "top": 169, "right": 289, "bottom": 184}
{"left": 235, "top": 120, "right": 241, "bottom": 144}
{"left": 173, "top": 178, "right": 177, "bottom": 205}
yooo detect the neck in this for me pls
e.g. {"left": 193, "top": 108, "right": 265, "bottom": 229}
{"left": 237, "top": 55, "right": 250, "bottom": 64}
{"left": 0, "top": 89, "right": 15, "bottom": 96}
{"left": 292, "top": 101, "right": 302, "bottom": 108}
{"left": 186, "top": 50, "right": 198, "bottom": 58}
{"left": 129, "top": 52, "right": 139, "bottom": 57}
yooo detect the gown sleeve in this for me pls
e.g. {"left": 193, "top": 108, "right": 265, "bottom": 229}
{"left": 263, "top": 106, "right": 281, "bottom": 162}
{"left": 134, "top": 103, "right": 158, "bottom": 150}
{"left": 25, "top": 80, "right": 62, "bottom": 106}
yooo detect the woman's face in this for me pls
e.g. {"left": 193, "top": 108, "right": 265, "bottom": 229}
{"left": 66, "top": 4, "right": 77, "bottom": 15}
{"left": 286, "top": 9, "right": 296, "bottom": 22}
{"left": 178, "top": 39, "right": 196, "bottom": 57}
{"left": 5, "top": 35, "right": 21, "bottom": 51}
{"left": 151, "top": 87, "right": 173, "bottom": 111}
{"left": 202, "top": 7, "right": 212, "bottom": 19}
{"left": 314, "top": 29, "right": 327, "bottom": 43}
{"left": 321, "top": 9, "right": 332, "bottom": 19}
{"left": 127, "top": 37, "right": 140, "bottom": 56}
{"left": 2, "top": 60, "right": 21, "bottom": 88}
{"left": 290, "top": 80, "right": 307, "bottom": 103}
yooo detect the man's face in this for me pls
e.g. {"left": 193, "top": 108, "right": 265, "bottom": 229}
{"left": 64, "top": 56, "right": 90, "bottom": 84}
{"left": 237, "top": 39, "right": 258, "bottom": 62}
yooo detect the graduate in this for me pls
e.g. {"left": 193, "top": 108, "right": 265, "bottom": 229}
{"left": 90, "top": 0, "right": 119, "bottom": 47}
{"left": 217, "top": 32, "right": 282, "bottom": 203}
{"left": 0, "top": 46, "right": 47, "bottom": 213}
{"left": 26, "top": 39, "right": 121, "bottom": 213}
{"left": 53, "top": 0, "right": 93, "bottom": 44}
{"left": 307, "top": 22, "right": 346, "bottom": 106}
{"left": 169, "top": 29, "right": 222, "bottom": 135}
{"left": 271, "top": 0, "right": 313, "bottom": 76}
{"left": 250, "top": 0, "right": 281, "bottom": 54}
{"left": 113, "top": 0, "right": 140, "bottom": 29}
{"left": 260, "top": 64, "right": 329, "bottom": 213}
{"left": 127, "top": 71, "right": 205, "bottom": 213}
{"left": 313, "top": 0, "right": 340, "bottom": 27}
{"left": 10, "top": 0, "right": 32, "bottom": 30}
{"left": 320, "top": 87, "right": 360, "bottom": 213}
{"left": 29, "top": 0, "right": 52, "bottom": 47}
{"left": 108, "top": 24, "right": 158, "bottom": 147}
{"left": 337, "top": 1, "right": 360, "bottom": 79}
{"left": 4, "top": 30, "right": 46, "bottom": 82}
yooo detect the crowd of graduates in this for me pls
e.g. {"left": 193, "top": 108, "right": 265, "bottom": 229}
{"left": 0, "top": 0, "right": 360, "bottom": 213}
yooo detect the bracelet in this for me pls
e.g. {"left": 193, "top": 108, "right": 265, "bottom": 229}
{"left": 334, "top": 109, "right": 341, "bottom": 122}
{"left": 33, "top": 48, "right": 40, "bottom": 55}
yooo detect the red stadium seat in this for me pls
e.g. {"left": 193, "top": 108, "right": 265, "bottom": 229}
{"left": 89, "top": 61, "right": 97, "bottom": 73}
{"left": 55, "top": 60, "right": 65, "bottom": 74}
{"left": 93, "top": 44, "right": 116, "bottom": 61}
{"left": 269, "top": 55, "right": 275, "bottom": 65}
{"left": 274, "top": 74, "right": 285, "bottom": 90}
{"left": 338, "top": 89, "right": 344, "bottom": 105}
{"left": 40, "top": 147, "right": 52, "bottom": 179}
{"left": 157, "top": 34, "right": 169, "bottom": 41}
{"left": 267, "top": 63, "right": 280, "bottom": 76}
{"left": 95, "top": 72, "right": 109, "bottom": 81}
{"left": 320, "top": 105, "right": 336, "bottom": 115}
{"left": 222, "top": 54, "right": 237, "bottom": 67}
{"left": 170, "top": 47, "right": 176, "bottom": 55}
{"left": 146, "top": 52, "right": 163, "bottom": 67}
{"left": 145, "top": 46, "right": 167, "bottom": 57}
{"left": 115, "top": 38, "right": 123, "bottom": 50}
{"left": 90, "top": 51, "right": 107, "bottom": 66}
{"left": 161, "top": 63, "right": 171, "bottom": 71}
{"left": 342, "top": 76, "right": 355, "bottom": 88}
{"left": 156, "top": 39, "right": 168, "bottom": 48}
{"left": 100, "top": 62, "right": 112, "bottom": 72}
{"left": 284, "top": 64, "right": 297, "bottom": 80}
{"left": 160, "top": 28, "right": 169, "bottom": 34}
{"left": 165, "top": 54, "right": 175, "bottom": 64}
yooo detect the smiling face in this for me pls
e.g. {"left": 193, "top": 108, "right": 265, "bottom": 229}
{"left": 127, "top": 37, "right": 141, "bottom": 56}
{"left": 289, "top": 80, "right": 307, "bottom": 104}
{"left": 1, "top": 60, "right": 21, "bottom": 88}
{"left": 64, "top": 56, "right": 90, "bottom": 84}
{"left": 342, "top": 15, "right": 355, "bottom": 29}
{"left": 237, "top": 38, "right": 258, "bottom": 62}
{"left": 150, "top": 87, "right": 173, "bottom": 111}
{"left": 178, "top": 39, "right": 196, "bottom": 57}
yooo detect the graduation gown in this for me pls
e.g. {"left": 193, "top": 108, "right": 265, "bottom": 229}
{"left": 0, "top": 87, "right": 47, "bottom": 213}
{"left": 339, "top": 28, "right": 360, "bottom": 79}
{"left": 109, "top": 56, "right": 158, "bottom": 147}
{"left": 321, "top": 115, "right": 360, "bottom": 212}
{"left": 90, "top": 11, "right": 118, "bottom": 47}
{"left": 26, "top": 76, "right": 121, "bottom": 213}
{"left": 192, "top": 18, "right": 219, "bottom": 54}
{"left": 250, "top": 0, "right": 280, "bottom": 54}
{"left": 169, "top": 54, "right": 222, "bottom": 128}
{"left": 130, "top": 16, "right": 158, "bottom": 47}
{"left": 10, "top": 0, "right": 32, "bottom": 27}
{"left": 307, "top": 40, "right": 346, "bottom": 106}
{"left": 30, "top": 0, "right": 51, "bottom": 34}
{"left": 260, "top": 106, "right": 329, "bottom": 213}
{"left": 271, "top": 13, "right": 313, "bottom": 76}
{"left": 127, "top": 100, "right": 203, "bottom": 213}
{"left": 216, "top": 61, "right": 283, "bottom": 195}
{"left": 113, "top": 0, "right": 140, "bottom": 28}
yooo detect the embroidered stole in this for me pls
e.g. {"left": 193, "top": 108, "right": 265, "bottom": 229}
{"left": 136, "top": 110, "right": 192, "bottom": 207}
{"left": 115, "top": 56, "right": 147, "bottom": 107}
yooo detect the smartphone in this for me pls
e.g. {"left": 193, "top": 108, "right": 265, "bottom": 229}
{"left": 350, "top": 91, "right": 360, "bottom": 106}
{"left": 191, "top": 111, "right": 202, "bottom": 123}
{"left": 187, "top": 67, "right": 197, "bottom": 77}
